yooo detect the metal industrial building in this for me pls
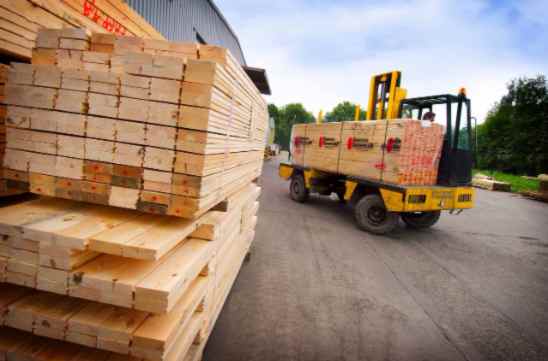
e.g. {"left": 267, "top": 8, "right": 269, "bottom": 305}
{"left": 126, "top": 0, "right": 271, "bottom": 95}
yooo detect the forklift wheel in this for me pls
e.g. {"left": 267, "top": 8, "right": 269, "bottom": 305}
{"left": 354, "top": 194, "right": 398, "bottom": 234}
{"left": 290, "top": 174, "right": 309, "bottom": 203}
{"left": 401, "top": 211, "right": 441, "bottom": 229}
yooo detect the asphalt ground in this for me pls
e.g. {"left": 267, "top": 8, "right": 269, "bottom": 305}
{"left": 204, "top": 159, "right": 548, "bottom": 361}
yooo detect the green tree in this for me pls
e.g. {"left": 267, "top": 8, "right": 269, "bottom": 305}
{"left": 269, "top": 103, "right": 315, "bottom": 150}
{"left": 268, "top": 104, "right": 279, "bottom": 121}
{"left": 325, "top": 101, "right": 366, "bottom": 122}
{"left": 475, "top": 75, "right": 548, "bottom": 175}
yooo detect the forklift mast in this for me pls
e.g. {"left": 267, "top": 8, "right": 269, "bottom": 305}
{"left": 366, "top": 71, "right": 408, "bottom": 121}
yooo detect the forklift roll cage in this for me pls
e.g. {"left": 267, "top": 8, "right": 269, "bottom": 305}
{"left": 399, "top": 93, "right": 474, "bottom": 187}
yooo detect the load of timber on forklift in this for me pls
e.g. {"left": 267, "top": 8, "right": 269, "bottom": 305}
{"left": 292, "top": 119, "right": 445, "bottom": 186}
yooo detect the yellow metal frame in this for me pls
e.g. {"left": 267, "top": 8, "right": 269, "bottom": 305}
{"left": 366, "top": 75, "right": 378, "bottom": 120}
{"left": 278, "top": 163, "right": 294, "bottom": 180}
{"left": 304, "top": 169, "right": 316, "bottom": 188}
{"left": 280, "top": 164, "right": 475, "bottom": 212}
{"left": 344, "top": 181, "right": 358, "bottom": 200}
{"left": 317, "top": 110, "right": 324, "bottom": 124}
{"left": 380, "top": 187, "right": 475, "bottom": 212}
{"left": 278, "top": 164, "right": 322, "bottom": 189}
{"left": 366, "top": 71, "right": 407, "bottom": 121}
{"left": 393, "top": 87, "right": 407, "bottom": 118}
{"left": 354, "top": 105, "right": 361, "bottom": 121}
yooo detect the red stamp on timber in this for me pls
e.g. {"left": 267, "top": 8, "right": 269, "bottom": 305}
{"left": 79, "top": 0, "right": 128, "bottom": 36}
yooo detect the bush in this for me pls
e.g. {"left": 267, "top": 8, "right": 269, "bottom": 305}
{"left": 475, "top": 76, "right": 548, "bottom": 175}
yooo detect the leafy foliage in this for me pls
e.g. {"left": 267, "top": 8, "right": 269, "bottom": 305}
{"left": 268, "top": 103, "right": 315, "bottom": 150}
{"left": 269, "top": 101, "right": 369, "bottom": 150}
{"left": 475, "top": 76, "right": 548, "bottom": 175}
{"left": 325, "top": 101, "right": 366, "bottom": 122}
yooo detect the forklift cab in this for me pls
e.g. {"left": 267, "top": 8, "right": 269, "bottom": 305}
{"left": 399, "top": 92, "right": 474, "bottom": 187}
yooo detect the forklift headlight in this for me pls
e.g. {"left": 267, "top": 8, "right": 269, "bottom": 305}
{"left": 408, "top": 194, "right": 427, "bottom": 204}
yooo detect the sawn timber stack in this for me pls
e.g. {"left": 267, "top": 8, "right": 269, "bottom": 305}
{"left": 0, "top": 183, "right": 260, "bottom": 361}
{"left": 3, "top": 28, "right": 267, "bottom": 218}
{"left": 0, "top": 0, "right": 164, "bottom": 60}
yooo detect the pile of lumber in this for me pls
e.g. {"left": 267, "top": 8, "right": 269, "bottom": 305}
{"left": 0, "top": 0, "right": 164, "bottom": 60}
{"left": 2, "top": 28, "right": 266, "bottom": 218}
{"left": 472, "top": 174, "right": 511, "bottom": 192}
{"left": 0, "top": 28, "right": 266, "bottom": 361}
{"left": 520, "top": 174, "right": 548, "bottom": 202}
{"left": 0, "top": 182, "right": 260, "bottom": 361}
{"left": 0, "top": 63, "right": 24, "bottom": 196}
{"left": 0, "top": 0, "right": 166, "bottom": 197}
{"left": 292, "top": 120, "right": 444, "bottom": 186}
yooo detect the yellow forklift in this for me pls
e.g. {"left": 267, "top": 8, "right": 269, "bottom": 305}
{"left": 279, "top": 71, "right": 475, "bottom": 234}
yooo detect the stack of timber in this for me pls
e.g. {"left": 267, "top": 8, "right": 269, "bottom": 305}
{"left": 3, "top": 28, "right": 267, "bottom": 218}
{"left": 0, "top": 63, "right": 23, "bottom": 196}
{"left": 520, "top": 174, "right": 548, "bottom": 202}
{"left": 0, "top": 0, "right": 164, "bottom": 60}
{"left": 471, "top": 174, "right": 511, "bottom": 192}
{"left": 291, "top": 120, "right": 445, "bottom": 186}
{"left": 0, "top": 0, "right": 165, "bottom": 196}
{"left": 0, "top": 182, "right": 260, "bottom": 361}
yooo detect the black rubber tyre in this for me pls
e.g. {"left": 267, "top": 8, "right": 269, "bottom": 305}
{"left": 401, "top": 211, "right": 441, "bottom": 229}
{"left": 289, "top": 174, "right": 309, "bottom": 203}
{"left": 354, "top": 194, "right": 398, "bottom": 234}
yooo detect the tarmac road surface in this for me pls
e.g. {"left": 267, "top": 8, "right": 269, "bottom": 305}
{"left": 204, "top": 159, "right": 548, "bottom": 361}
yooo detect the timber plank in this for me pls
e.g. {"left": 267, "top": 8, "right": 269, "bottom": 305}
{"left": 134, "top": 238, "right": 215, "bottom": 313}
{"left": 23, "top": 204, "right": 140, "bottom": 250}
{"left": 89, "top": 214, "right": 205, "bottom": 261}
{"left": 69, "top": 252, "right": 159, "bottom": 308}
{"left": 131, "top": 277, "right": 207, "bottom": 360}
{"left": 0, "top": 198, "right": 78, "bottom": 238}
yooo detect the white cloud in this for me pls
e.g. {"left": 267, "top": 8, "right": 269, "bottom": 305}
{"left": 215, "top": 0, "right": 548, "bottom": 122}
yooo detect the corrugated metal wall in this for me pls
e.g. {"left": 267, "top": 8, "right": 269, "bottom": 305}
{"left": 125, "top": 0, "right": 246, "bottom": 65}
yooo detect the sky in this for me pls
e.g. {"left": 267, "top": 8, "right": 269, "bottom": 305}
{"left": 214, "top": 0, "right": 548, "bottom": 122}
